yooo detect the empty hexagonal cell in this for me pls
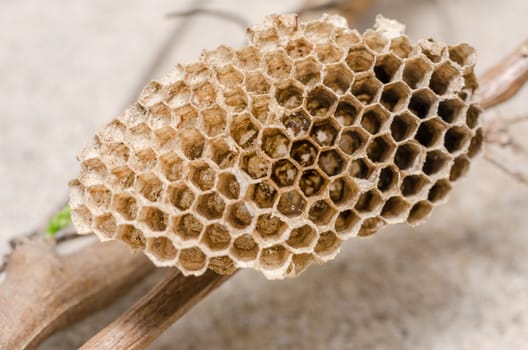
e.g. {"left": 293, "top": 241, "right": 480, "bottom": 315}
{"left": 409, "top": 89, "right": 437, "bottom": 119}
{"left": 281, "top": 111, "right": 311, "bottom": 137}
{"left": 71, "top": 205, "right": 93, "bottom": 233}
{"left": 191, "top": 82, "right": 216, "bottom": 109}
{"left": 324, "top": 64, "right": 354, "bottom": 95}
{"left": 402, "top": 57, "right": 431, "bottom": 89}
{"left": 168, "top": 183, "right": 195, "bottom": 211}
{"left": 448, "top": 43, "right": 476, "bottom": 67}
{"left": 335, "top": 29, "right": 361, "bottom": 47}
{"left": 208, "top": 256, "right": 237, "bottom": 275}
{"left": 241, "top": 152, "right": 270, "bottom": 179}
{"left": 415, "top": 118, "right": 445, "bottom": 147}
{"left": 251, "top": 27, "right": 279, "bottom": 49}
{"left": 428, "top": 179, "right": 452, "bottom": 203}
{"left": 251, "top": 95, "right": 271, "bottom": 123}
{"left": 275, "top": 82, "right": 304, "bottom": 110}
{"left": 271, "top": 159, "right": 298, "bottom": 187}
{"left": 299, "top": 169, "right": 327, "bottom": 197}
{"left": 286, "top": 37, "right": 314, "bottom": 59}
{"left": 318, "top": 149, "right": 346, "bottom": 177}
{"left": 349, "top": 158, "right": 376, "bottom": 180}
{"left": 361, "top": 105, "right": 390, "bottom": 134}
{"left": 358, "top": 217, "right": 386, "bottom": 237}
{"left": 467, "top": 128, "right": 483, "bottom": 158}
{"left": 260, "top": 245, "right": 290, "bottom": 271}
{"left": 466, "top": 104, "right": 481, "bottom": 129}
{"left": 390, "top": 112, "right": 419, "bottom": 142}
{"left": 227, "top": 202, "right": 253, "bottom": 229}
{"left": 315, "top": 43, "right": 345, "bottom": 64}
{"left": 223, "top": 88, "right": 248, "bottom": 112}
{"left": 430, "top": 62, "right": 459, "bottom": 95}
{"left": 102, "top": 142, "right": 130, "bottom": 167}
{"left": 173, "top": 104, "right": 198, "bottom": 129}
{"left": 201, "top": 106, "right": 227, "bottom": 137}
{"left": 290, "top": 140, "right": 317, "bottom": 168}
{"left": 112, "top": 193, "right": 138, "bottom": 221}
{"left": 215, "top": 65, "right": 244, "bottom": 88}
{"left": 401, "top": 174, "right": 429, "bottom": 197}
{"left": 264, "top": 50, "right": 292, "bottom": 80}
{"left": 147, "top": 237, "right": 178, "bottom": 261}
{"left": 209, "top": 138, "right": 238, "bottom": 169}
{"left": 381, "top": 196, "right": 410, "bottom": 221}
{"left": 249, "top": 180, "right": 278, "bottom": 208}
{"left": 173, "top": 213, "right": 203, "bottom": 241}
{"left": 394, "top": 142, "right": 422, "bottom": 170}
{"left": 390, "top": 36, "right": 413, "bottom": 58}
{"left": 116, "top": 224, "right": 146, "bottom": 250}
{"left": 152, "top": 126, "right": 176, "bottom": 152}
{"left": 310, "top": 118, "right": 339, "bottom": 147}
{"left": 138, "top": 207, "right": 168, "bottom": 232}
{"left": 179, "top": 247, "right": 207, "bottom": 271}
{"left": 449, "top": 155, "right": 470, "bottom": 181}
{"left": 367, "top": 134, "right": 396, "bottom": 163}
{"left": 334, "top": 210, "right": 360, "bottom": 234}
{"left": 305, "top": 87, "right": 337, "bottom": 118}
{"left": 262, "top": 129, "right": 290, "bottom": 158}
{"left": 339, "top": 128, "right": 369, "bottom": 155}
{"left": 231, "top": 234, "right": 259, "bottom": 262}
{"left": 277, "top": 190, "right": 306, "bottom": 217}
{"left": 438, "top": 98, "right": 465, "bottom": 124}
{"left": 345, "top": 45, "right": 375, "bottom": 72}
{"left": 86, "top": 185, "right": 111, "bottom": 211}
{"left": 423, "top": 150, "right": 450, "bottom": 176}
{"left": 287, "top": 225, "right": 317, "bottom": 251}
{"left": 184, "top": 62, "right": 211, "bottom": 86}
{"left": 94, "top": 213, "right": 117, "bottom": 238}
{"left": 217, "top": 172, "right": 240, "bottom": 200}
{"left": 308, "top": 200, "right": 337, "bottom": 226}
{"left": 180, "top": 129, "right": 205, "bottom": 160}
{"left": 329, "top": 177, "right": 358, "bottom": 206}
{"left": 201, "top": 223, "right": 231, "bottom": 252}
{"left": 351, "top": 74, "right": 382, "bottom": 105}
{"left": 354, "top": 189, "right": 382, "bottom": 213}
{"left": 135, "top": 173, "right": 163, "bottom": 202}
{"left": 196, "top": 192, "right": 226, "bottom": 220}
{"left": 157, "top": 152, "right": 182, "bottom": 182}
{"left": 165, "top": 82, "right": 191, "bottom": 108}
{"left": 444, "top": 126, "right": 471, "bottom": 153}
{"left": 377, "top": 165, "right": 399, "bottom": 193}
{"left": 128, "top": 123, "right": 152, "bottom": 146}
{"left": 407, "top": 201, "right": 433, "bottom": 225}
{"left": 80, "top": 158, "right": 108, "bottom": 185}
{"left": 294, "top": 57, "right": 322, "bottom": 87}
{"left": 108, "top": 166, "right": 135, "bottom": 191}
{"left": 380, "top": 82, "right": 411, "bottom": 112}
{"left": 364, "top": 30, "right": 388, "bottom": 52}
{"left": 190, "top": 163, "right": 216, "bottom": 191}
{"left": 69, "top": 180, "right": 85, "bottom": 208}
{"left": 230, "top": 114, "right": 259, "bottom": 148}
{"left": 335, "top": 98, "right": 360, "bottom": 126}
{"left": 245, "top": 71, "right": 271, "bottom": 95}
{"left": 314, "top": 230, "right": 341, "bottom": 258}
{"left": 236, "top": 45, "right": 260, "bottom": 71}
{"left": 255, "top": 214, "right": 287, "bottom": 241}
{"left": 305, "top": 20, "right": 333, "bottom": 43}
{"left": 374, "top": 54, "right": 402, "bottom": 83}
{"left": 129, "top": 148, "right": 157, "bottom": 173}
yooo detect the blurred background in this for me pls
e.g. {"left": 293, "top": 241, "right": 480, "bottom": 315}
{"left": 1, "top": 0, "right": 528, "bottom": 349}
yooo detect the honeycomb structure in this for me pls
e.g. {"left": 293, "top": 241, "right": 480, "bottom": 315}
{"left": 69, "top": 14, "right": 483, "bottom": 279}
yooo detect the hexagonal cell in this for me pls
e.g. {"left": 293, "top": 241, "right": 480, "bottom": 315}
{"left": 314, "top": 230, "right": 341, "bottom": 257}
{"left": 449, "top": 155, "right": 470, "bottom": 181}
{"left": 438, "top": 98, "right": 465, "bottom": 124}
{"left": 215, "top": 65, "right": 244, "bottom": 89}
{"left": 223, "top": 88, "right": 248, "bottom": 112}
{"left": 448, "top": 43, "right": 476, "bottom": 67}
{"left": 305, "top": 20, "right": 333, "bottom": 43}
{"left": 230, "top": 114, "right": 259, "bottom": 149}
{"left": 227, "top": 202, "right": 253, "bottom": 229}
{"left": 264, "top": 50, "right": 292, "bottom": 80}
{"left": 324, "top": 64, "right": 354, "bottom": 94}
{"left": 249, "top": 180, "right": 278, "bottom": 209}
{"left": 135, "top": 173, "right": 163, "bottom": 202}
{"left": 260, "top": 245, "right": 290, "bottom": 271}
{"left": 184, "top": 62, "right": 211, "bottom": 86}
{"left": 394, "top": 142, "right": 421, "bottom": 170}
{"left": 251, "top": 27, "right": 279, "bottom": 49}
{"left": 329, "top": 177, "right": 358, "bottom": 206}
{"left": 147, "top": 236, "right": 178, "bottom": 261}
{"left": 390, "top": 112, "right": 419, "bottom": 142}
{"left": 444, "top": 126, "right": 471, "bottom": 153}
{"left": 318, "top": 149, "right": 346, "bottom": 177}
{"left": 286, "top": 37, "right": 314, "bottom": 59}
{"left": 310, "top": 118, "right": 339, "bottom": 147}
{"left": 262, "top": 129, "right": 290, "bottom": 158}
{"left": 467, "top": 128, "right": 483, "bottom": 158}
{"left": 201, "top": 106, "right": 227, "bottom": 138}
{"left": 241, "top": 152, "right": 270, "bottom": 179}
{"left": 354, "top": 189, "right": 382, "bottom": 213}
{"left": 377, "top": 165, "right": 399, "bottom": 192}
{"left": 374, "top": 54, "right": 402, "bottom": 83}
{"left": 128, "top": 123, "right": 152, "bottom": 146}
{"left": 167, "top": 183, "right": 194, "bottom": 211}
{"left": 349, "top": 157, "right": 376, "bottom": 180}
{"left": 271, "top": 159, "right": 298, "bottom": 187}
{"left": 339, "top": 128, "right": 369, "bottom": 155}
{"left": 423, "top": 150, "right": 450, "bottom": 176}
{"left": 409, "top": 88, "right": 437, "bottom": 119}
{"left": 381, "top": 196, "right": 410, "bottom": 221}
{"left": 281, "top": 111, "right": 311, "bottom": 137}
{"left": 86, "top": 185, "right": 111, "bottom": 211}
{"left": 108, "top": 166, "right": 135, "bottom": 191}
{"left": 179, "top": 247, "right": 207, "bottom": 271}
{"left": 407, "top": 201, "right": 433, "bottom": 225}
{"left": 294, "top": 57, "right": 322, "bottom": 87}
{"left": 334, "top": 209, "right": 360, "bottom": 234}
{"left": 430, "top": 62, "right": 459, "bottom": 95}
{"left": 196, "top": 192, "right": 225, "bottom": 220}
{"left": 236, "top": 45, "right": 260, "bottom": 71}
{"left": 466, "top": 104, "right": 481, "bottom": 129}
{"left": 335, "top": 29, "right": 361, "bottom": 47}
{"left": 305, "top": 87, "right": 337, "bottom": 118}
{"left": 251, "top": 95, "right": 271, "bottom": 123}
{"left": 401, "top": 174, "right": 429, "bottom": 197}
{"left": 116, "top": 224, "right": 145, "bottom": 250}
{"left": 415, "top": 118, "right": 445, "bottom": 148}
{"left": 287, "top": 225, "right": 317, "bottom": 251}
{"left": 152, "top": 126, "right": 176, "bottom": 152}
{"left": 255, "top": 214, "right": 287, "bottom": 241}
{"left": 173, "top": 213, "right": 203, "bottom": 241}
{"left": 201, "top": 223, "right": 231, "bottom": 251}
{"left": 390, "top": 36, "right": 413, "bottom": 58}
{"left": 138, "top": 207, "right": 168, "bottom": 232}
{"left": 80, "top": 158, "right": 108, "bottom": 185}
{"left": 71, "top": 205, "right": 93, "bottom": 233}
{"left": 102, "top": 142, "right": 130, "bottom": 167}
{"left": 217, "top": 172, "right": 240, "bottom": 200}
{"left": 180, "top": 129, "right": 205, "bottom": 160}
{"left": 94, "top": 213, "right": 117, "bottom": 238}
{"left": 345, "top": 45, "right": 375, "bottom": 72}
{"left": 363, "top": 30, "right": 388, "bottom": 52}
{"left": 245, "top": 71, "right": 271, "bottom": 95}
{"left": 358, "top": 217, "right": 386, "bottom": 237}
{"left": 335, "top": 98, "right": 361, "bottom": 126}
{"left": 277, "top": 190, "right": 306, "bottom": 217}
{"left": 173, "top": 104, "right": 198, "bottom": 129}
{"left": 360, "top": 104, "right": 390, "bottom": 134}
{"left": 402, "top": 57, "right": 431, "bottom": 89}
{"left": 129, "top": 148, "right": 157, "bottom": 173}
{"left": 299, "top": 169, "right": 327, "bottom": 197}
{"left": 275, "top": 82, "right": 303, "bottom": 110}
{"left": 111, "top": 193, "right": 138, "bottom": 221}
{"left": 190, "top": 163, "right": 216, "bottom": 192}
{"left": 315, "top": 43, "right": 345, "bottom": 64}
{"left": 209, "top": 138, "right": 238, "bottom": 169}
{"left": 367, "top": 134, "right": 396, "bottom": 163}
{"left": 428, "top": 179, "right": 452, "bottom": 203}
{"left": 165, "top": 82, "right": 191, "bottom": 108}
{"left": 231, "top": 234, "right": 259, "bottom": 262}
{"left": 308, "top": 199, "right": 337, "bottom": 226}
{"left": 208, "top": 256, "right": 237, "bottom": 275}
{"left": 290, "top": 140, "right": 318, "bottom": 167}
{"left": 191, "top": 82, "right": 216, "bottom": 109}
{"left": 380, "top": 82, "right": 411, "bottom": 112}
{"left": 69, "top": 180, "right": 85, "bottom": 208}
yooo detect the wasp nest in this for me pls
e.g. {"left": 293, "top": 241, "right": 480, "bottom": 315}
{"left": 69, "top": 14, "right": 483, "bottom": 279}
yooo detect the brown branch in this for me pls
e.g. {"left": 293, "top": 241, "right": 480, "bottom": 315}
{"left": 80, "top": 268, "right": 235, "bottom": 350}
{"left": 0, "top": 237, "right": 154, "bottom": 350}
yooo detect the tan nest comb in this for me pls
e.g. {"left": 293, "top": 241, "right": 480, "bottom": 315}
{"left": 69, "top": 14, "right": 483, "bottom": 279}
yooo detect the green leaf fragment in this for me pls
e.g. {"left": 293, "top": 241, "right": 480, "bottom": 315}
{"left": 46, "top": 206, "right": 72, "bottom": 237}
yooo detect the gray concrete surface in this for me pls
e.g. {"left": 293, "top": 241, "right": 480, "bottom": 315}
{"left": 1, "top": 0, "right": 528, "bottom": 349}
